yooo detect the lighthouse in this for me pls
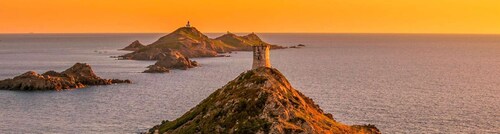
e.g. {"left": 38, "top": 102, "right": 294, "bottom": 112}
{"left": 252, "top": 43, "right": 271, "bottom": 69}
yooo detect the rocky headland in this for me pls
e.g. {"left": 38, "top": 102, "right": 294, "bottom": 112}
{"left": 147, "top": 67, "right": 380, "bottom": 134}
{"left": 0, "top": 63, "right": 131, "bottom": 91}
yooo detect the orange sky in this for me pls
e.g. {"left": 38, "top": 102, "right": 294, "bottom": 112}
{"left": 1, "top": 0, "right": 499, "bottom": 34}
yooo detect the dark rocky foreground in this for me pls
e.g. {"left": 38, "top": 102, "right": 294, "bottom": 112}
{"left": 0, "top": 63, "right": 130, "bottom": 91}
{"left": 147, "top": 67, "right": 380, "bottom": 134}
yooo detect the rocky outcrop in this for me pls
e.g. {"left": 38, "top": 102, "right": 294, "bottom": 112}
{"left": 147, "top": 67, "right": 380, "bottom": 134}
{"left": 143, "top": 49, "right": 198, "bottom": 73}
{"left": 120, "top": 48, "right": 172, "bottom": 60}
{"left": 0, "top": 63, "right": 131, "bottom": 91}
{"left": 290, "top": 44, "right": 306, "bottom": 48}
{"left": 120, "top": 27, "right": 285, "bottom": 60}
{"left": 143, "top": 65, "right": 170, "bottom": 73}
{"left": 121, "top": 40, "right": 145, "bottom": 51}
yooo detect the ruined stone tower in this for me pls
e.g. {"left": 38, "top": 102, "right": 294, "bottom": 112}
{"left": 252, "top": 44, "right": 271, "bottom": 69}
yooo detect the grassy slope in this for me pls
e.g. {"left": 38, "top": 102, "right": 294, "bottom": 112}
{"left": 150, "top": 68, "right": 380, "bottom": 134}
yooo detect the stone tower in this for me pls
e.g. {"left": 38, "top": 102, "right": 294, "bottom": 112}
{"left": 252, "top": 44, "right": 271, "bottom": 69}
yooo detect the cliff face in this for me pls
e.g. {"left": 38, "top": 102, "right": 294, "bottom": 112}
{"left": 148, "top": 67, "right": 380, "bottom": 134}
{"left": 0, "top": 63, "right": 130, "bottom": 91}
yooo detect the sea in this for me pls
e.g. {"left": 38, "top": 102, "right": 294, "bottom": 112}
{"left": 0, "top": 33, "right": 499, "bottom": 133}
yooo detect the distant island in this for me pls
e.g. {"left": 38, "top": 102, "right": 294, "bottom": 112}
{"left": 118, "top": 22, "right": 285, "bottom": 73}
{"left": 121, "top": 40, "right": 145, "bottom": 51}
{"left": 146, "top": 43, "right": 380, "bottom": 134}
{"left": 0, "top": 63, "right": 130, "bottom": 91}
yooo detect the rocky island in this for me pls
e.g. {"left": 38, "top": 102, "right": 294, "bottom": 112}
{"left": 121, "top": 40, "right": 145, "bottom": 51}
{"left": 146, "top": 44, "right": 379, "bottom": 133}
{"left": 120, "top": 27, "right": 284, "bottom": 60}
{"left": 0, "top": 63, "right": 130, "bottom": 91}
{"left": 119, "top": 22, "right": 285, "bottom": 73}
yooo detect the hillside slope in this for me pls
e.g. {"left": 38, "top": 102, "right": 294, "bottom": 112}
{"left": 121, "top": 40, "right": 145, "bottom": 51}
{"left": 215, "top": 32, "right": 286, "bottom": 51}
{"left": 148, "top": 67, "right": 380, "bottom": 134}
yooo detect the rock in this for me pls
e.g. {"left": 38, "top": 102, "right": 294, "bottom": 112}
{"left": 147, "top": 67, "right": 380, "bottom": 134}
{"left": 120, "top": 48, "right": 171, "bottom": 60}
{"left": 289, "top": 44, "right": 306, "bottom": 48}
{"left": 111, "top": 79, "right": 131, "bottom": 83}
{"left": 121, "top": 40, "right": 145, "bottom": 51}
{"left": 153, "top": 50, "right": 197, "bottom": 70}
{"left": 191, "top": 61, "right": 199, "bottom": 67}
{"left": 290, "top": 44, "right": 305, "bottom": 48}
{"left": 0, "top": 63, "right": 131, "bottom": 91}
{"left": 143, "top": 65, "right": 170, "bottom": 73}
{"left": 142, "top": 49, "right": 198, "bottom": 73}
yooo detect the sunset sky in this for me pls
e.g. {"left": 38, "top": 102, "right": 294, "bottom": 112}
{"left": 1, "top": 0, "right": 499, "bottom": 34}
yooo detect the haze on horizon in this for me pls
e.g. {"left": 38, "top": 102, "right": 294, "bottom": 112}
{"left": 1, "top": 0, "right": 499, "bottom": 34}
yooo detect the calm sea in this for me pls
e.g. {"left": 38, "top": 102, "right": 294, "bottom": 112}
{"left": 0, "top": 33, "right": 499, "bottom": 133}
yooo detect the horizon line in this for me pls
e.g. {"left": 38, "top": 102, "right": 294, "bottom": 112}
{"left": 1, "top": 32, "right": 500, "bottom": 35}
